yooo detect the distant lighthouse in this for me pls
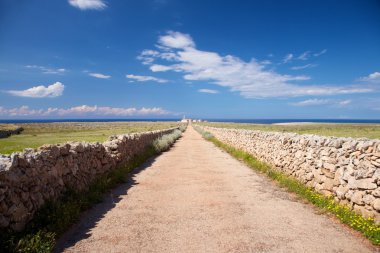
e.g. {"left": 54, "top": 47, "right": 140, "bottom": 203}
{"left": 180, "top": 115, "right": 189, "bottom": 123}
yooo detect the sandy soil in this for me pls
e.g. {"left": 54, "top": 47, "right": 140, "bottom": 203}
{"left": 55, "top": 126, "right": 375, "bottom": 253}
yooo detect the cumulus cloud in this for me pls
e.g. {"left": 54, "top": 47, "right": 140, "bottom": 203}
{"left": 291, "top": 64, "right": 317, "bottom": 70}
{"left": 138, "top": 31, "right": 371, "bottom": 98}
{"left": 126, "top": 74, "right": 168, "bottom": 83}
{"left": 89, "top": 72, "right": 111, "bottom": 79}
{"left": 158, "top": 31, "right": 195, "bottom": 49}
{"left": 0, "top": 105, "right": 169, "bottom": 117}
{"left": 68, "top": 0, "right": 107, "bottom": 10}
{"left": 198, "top": 89, "right": 219, "bottom": 94}
{"left": 359, "top": 72, "right": 380, "bottom": 83}
{"left": 25, "top": 65, "right": 66, "bottom": 74}
{"left": 0, "top": 106, "right": 44, "bottom": 117}
{"left": 150, "top": 64, "right": 173, "bottom": 72}
{"left": 6, "top": 82, "right": 64, "bottom": 98}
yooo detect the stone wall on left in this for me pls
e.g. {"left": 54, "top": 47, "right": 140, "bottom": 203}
{"left": 0, "top": 127, "right": 178, "bottom": 232}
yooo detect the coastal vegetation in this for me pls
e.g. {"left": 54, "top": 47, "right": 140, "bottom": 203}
{"left": 0, "top": 122, "right": 179, "bottom": 154}
{"left": 199, "top": 122, "right": 380, "bottom": 139}
{"left": 153, "top": 129, "right": 183, "bottom": 152}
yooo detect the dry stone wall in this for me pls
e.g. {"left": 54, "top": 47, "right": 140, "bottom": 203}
{"left": 0, "top": 127, "right": 23, "bottom": 139}
{"left": 199, "top": 126, "right": 380, "bottom": 222}
{"left": 0, "top": 127, "right": 178, "bottom": 232}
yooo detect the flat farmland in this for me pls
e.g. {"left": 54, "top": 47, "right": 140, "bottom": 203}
{"left": 198, "top": 122, "right": 380, "bottom": 139}
{"left": 0, "top": 122, "right": 179, "bottom": 154}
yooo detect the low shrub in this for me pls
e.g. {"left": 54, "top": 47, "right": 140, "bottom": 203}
{"left": 193, "top": 126, "right": 214, "bottom": 139}
{"left": 153, "top": 129, "right": 182, "bottom": 152}
{"left": 179, "top": 124, "right": 188, "bottom": 132}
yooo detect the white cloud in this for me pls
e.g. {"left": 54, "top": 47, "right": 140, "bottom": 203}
{"left": 291, "top": 99, "right": 352, "bottom": 107}
{"left": 198, "top": 89, "right": 219, "bottom": 94}
{"left": 150, "top": 64, "right": 173, "bottom": 72}
{"left": 291, "top": 64, "right": 317, "bottom": 70}
{"left": 359, "top": 72, "right": 380, "bottom": 83}
{"left": 6, "top": 82, "right": 64, "bottom": 98}
{"left": 291, "top": 99, "right": 330, "bottom": 106}
{"left": 338, "top": 100, "right": 351, "bottom": 106}
{"left": 68, "top": 0, "right": 107, "bottom": 10}
{"left": 260, "top": 60, "right": 272, "bottom": 65}
{"left": 138, "top": 31, "right": 372, "bottom": 98}
{"left": 0, "top": 105, "right": 169, "bottom": 117}
{"left": 158, "top": 31, "right": 195, "bottom": 49}
{"left": 0, "top": 106, "right": 44, "bottom": 117}
{"left": 298, "top": 51, "right": 311, "bottom": 60}
{"left": 25, "top": 65, "right": 66, "bottom": 74}
{"left": 282, "top": 49, "right": 326, "bottom": 65}
{"left": 126, "top": 74, "right": 168, "bottom": 83}
{"left": 138, "top": 50, "right": 179, "bottom": 66}
{"left": 283, "top": 53, "right": 293, "bottom": 63}
{"left": 314, "top": 49, "right": 327, "bottom": 57}
{"left": 89, "top": 72, "right": 111, "bottom": 79}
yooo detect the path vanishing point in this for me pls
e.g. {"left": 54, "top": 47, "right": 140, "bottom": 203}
{"left": 56, "top": 126, "right": 375, "bottom": 253}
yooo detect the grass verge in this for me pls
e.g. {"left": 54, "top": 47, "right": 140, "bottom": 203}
{"left": 0, "top": 130, "right": 182, "bottom": 253}
{"left": 194, "top": 126, "right": 380, "bottom": 245}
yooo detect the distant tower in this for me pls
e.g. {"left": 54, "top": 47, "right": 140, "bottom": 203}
{"left": 181, "top": 115, "right": 188, "bottom": 123}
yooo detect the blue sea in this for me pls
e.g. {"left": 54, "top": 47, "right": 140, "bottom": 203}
{"left": 0, "top": 119, "right": 380, "bottom": 124}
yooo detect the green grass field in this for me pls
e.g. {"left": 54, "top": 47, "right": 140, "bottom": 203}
{"left": 199, "top": 122, "right": 380, "bottom": 139}
{"left": 0, "top": 122, "right": 179, "bottom": 154}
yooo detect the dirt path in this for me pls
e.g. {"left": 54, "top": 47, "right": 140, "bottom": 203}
{"left": 56, "top": 126, "right": 375, "bottom": 253}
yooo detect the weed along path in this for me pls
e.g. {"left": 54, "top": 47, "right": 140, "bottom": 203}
{"left": 56, "top": 126, "right": 374, "bottom": 253}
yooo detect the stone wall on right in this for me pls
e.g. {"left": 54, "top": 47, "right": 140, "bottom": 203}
{"left": 199, "top": 126, "right": 380, "bottom": 222}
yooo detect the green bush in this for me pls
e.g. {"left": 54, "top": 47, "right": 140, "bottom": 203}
{"left": 153, "top": 129, "right": 182, "bottom": 152}
{"left": 13, "top": 231, "right": 55, "bottom": 253}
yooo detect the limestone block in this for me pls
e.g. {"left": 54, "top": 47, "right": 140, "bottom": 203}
{"left": 351, "top": 191, "right": 364, "bottom": 205}
{"left": 373, "top": 199, "right": 380, "bottom": 211}
{"left": 348, "top": 178, "right": 377, "bottom": 190}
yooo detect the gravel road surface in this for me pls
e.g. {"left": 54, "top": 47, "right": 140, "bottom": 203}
{"left": 56, "top": 126, "right": 374, "bottom": 253}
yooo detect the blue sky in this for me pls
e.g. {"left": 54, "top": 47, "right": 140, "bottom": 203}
{"left": 0, "top": 0, "right": 379, "bottom": 119}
